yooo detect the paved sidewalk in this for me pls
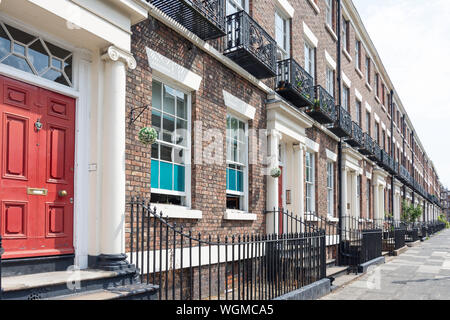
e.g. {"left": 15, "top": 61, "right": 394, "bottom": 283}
{"left": 320, "top": 229, "right": 450, "bottom": 300}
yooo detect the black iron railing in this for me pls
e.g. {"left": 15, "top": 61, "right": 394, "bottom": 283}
{"left": 380, "top": 150, "right": 390, "bottom": 170}
{"left": 276, "top": 59, "right": 314, "bottom": 108}
{"left": 381, "top": 220, "right": 406, "bottom": 253}
{"left": 329, "top": 106, "right": 352, "bottom": 138}
{"left": 224, "top": 10, "right": 276, "bottom": 79}
{"left": 306, "top": 86, "right": 337, "bottom": 124}
{"left": 359, "top": 132, "right": 374, "bottom": 156}
{"left": 128, "top": 199, "right": 326, "bottom": 300}
{"left": 149, "top": 0, "right": 226, "bottom": 40}
{"left": 369, "top": 142, "right": 382, "bottom": 162}
{"left": 346, "top": 122, "right": 363, "bottom": 148}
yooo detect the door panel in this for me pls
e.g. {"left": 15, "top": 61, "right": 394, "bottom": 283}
{"left": 0, "top": 75, "right": 75, "bottom": 259}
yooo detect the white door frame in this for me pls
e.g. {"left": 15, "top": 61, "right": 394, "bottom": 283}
{"left": 0, "top": 13, "right": 91, "bottom": 268}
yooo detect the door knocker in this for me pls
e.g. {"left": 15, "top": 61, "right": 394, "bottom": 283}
{"left": 35, "top": 119, "right": 43, "bottom": 132}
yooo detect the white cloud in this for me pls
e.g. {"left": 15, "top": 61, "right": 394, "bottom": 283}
{"left": 353, "top": 0, "right": 450, "bottom": 187}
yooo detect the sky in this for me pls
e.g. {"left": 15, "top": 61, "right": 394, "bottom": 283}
{"left": 352, "top": 0, "right": 450, "bottom": 189}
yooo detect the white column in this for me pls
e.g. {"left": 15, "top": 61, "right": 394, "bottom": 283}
{"left": 373, "top": 182, "right": 379, "bottom": 221}
{"left": 351, "top": 171, "right": 358, "bottom": 219}
{"left": 293, "top": 143, "right": 305, "bottom": 231}
{"left": 266, "top": 129, "right": 281, "bottom": 234}
{"left": 97, "top": 46, "right": 136, "bottom": 269}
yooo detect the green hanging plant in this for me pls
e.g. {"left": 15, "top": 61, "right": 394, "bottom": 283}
{"left": 138, "top": 127, "right": 157, "bottom": 145}
{"left": 270, "top": 167, "right": 282, "bottom": 178}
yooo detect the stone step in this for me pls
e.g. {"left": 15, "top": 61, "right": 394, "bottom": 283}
{"left": 51, "top": 283, "right": 159, "bottom": 300}
{"left": 0, "top": 268, "right": 141, "bottom": 300}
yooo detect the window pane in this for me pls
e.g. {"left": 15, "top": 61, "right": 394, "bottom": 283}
{"left": 173, "top": 148, "right": 185, "bottom": 165}
{"left": 162, "top": 114, "right": 175, "bottom": 143}
{"left": 159, "top": 162, "right": 173, "bottom": 190}
{"left": 28, "top": 39, "right": 49, "bottom": 74}
{"left": 0, "top": 25, "right": 11, "bottom": 60}
{"left": 160, "top": 144, "right": 172, "bottom": 162}
{"left": 152, "top": 110, "right": 162, "bottom": 138}
{"left": 151, "top": 160, "right": 159, "bottom": 189}
{"left": 2, "top": 55, "right": 33, "bottom": 74}
{"left": 174, "top": 164, "right": 185, "bottom": 192}
{"left": 151, "top": 143, "right": 159, "bottom": 159}
{"left": 176, "top": 118, "right": 187, "bottom": 146}
{"left": 152, "top": 81, "right": 162, "bottom": 110}
{"left": 6, "top": 24, "right": 36, "bottom": 45}
{"left": 177, "top": 96, "right": 187, "bottom": 119}
{"left": 163, "top": 85, "right": 176, "bottom": 115}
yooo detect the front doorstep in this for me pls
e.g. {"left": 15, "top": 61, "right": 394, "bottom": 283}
{"left": 1, "top": 254, "right": 75, "bottom": 277}
{"left": 273, "top": 278, "right": 331, "bottom": 300}
{"left": 406, "top": 240, "right": 421, "bottom": 247}
{"left": 393, "top": 246, "right": 408, "bottom": 256}
{"left": 357, "top": 256, "right": 385, "bottom": 273}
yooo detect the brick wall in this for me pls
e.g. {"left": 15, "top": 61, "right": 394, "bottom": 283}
{"left": 126, "top": 17, "right": 267, "bottom": 237}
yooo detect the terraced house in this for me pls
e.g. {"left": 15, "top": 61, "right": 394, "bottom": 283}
{"left": 0, "top": 0, "right": 446, "bottom": 300}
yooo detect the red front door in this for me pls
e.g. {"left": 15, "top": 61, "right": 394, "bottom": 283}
{"left": 0, "top": 75, "right": 75, "bottom": 259}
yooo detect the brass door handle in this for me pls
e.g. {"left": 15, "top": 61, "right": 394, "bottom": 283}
{"left": 58, "top": 190, "right": 68, "bottom": 197}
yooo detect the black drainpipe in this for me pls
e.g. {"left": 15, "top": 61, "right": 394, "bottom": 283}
{"left": 402, "top": 115, "right": 406, "bottom": 204}
{"left": 390, "top": 90, "right": 394, "bottom": 217}
{"left": 337, "top": 0, "right": 343, "bottom": 252}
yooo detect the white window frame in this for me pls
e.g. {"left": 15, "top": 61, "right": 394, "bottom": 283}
{"left": 356, "top": 175, "right": 361, "bottom": 218}
{"left": 304, "top": 41, "right": 315, "bottom": 82}
{"left": 151, "top": 77, "right": 192, "bottom": 208}
{"left": 327, "top": 162, "right": 334, "bottom": 217}
{"left": 325, "top": 0, "right": 333, "bottom": 28}
{"left": 326, "top": 66, "right": 334, "bottom": 97}
{"left": 342, "top": 85, "right": 349, "bottom": 112}
{"left": 305, "top": 151, "right": 315, "bottom": 213}
{"left": 356, "top": 99, "right": 361, "bottom": 126}
{"left": 355, "top": 40, "right": 361, "bottom": 70}
{"left": 226, "top": 112, "right": 249, "bottom": 212}
{"left": 275, "top": 10, "right": 290, "bottom": 61}
{"left": 226, "top": 0, "right": 248, "bottom": 14}
{"left": 367, "top": 179, "right": 371, "bottom": 219}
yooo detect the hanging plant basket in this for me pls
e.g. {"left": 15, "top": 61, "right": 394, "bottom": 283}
{"left": 138, "top": 127, "right": 157, "bottom": 145}
{"left": 270, "top": 167, "right": 282, "bottom": 178}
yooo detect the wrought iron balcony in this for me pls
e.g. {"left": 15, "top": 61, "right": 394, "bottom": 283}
{"left": 369, "top": 142, "right": 382, "bottom": 162}
{"left": 329, "top": 105, "right": 352, "bottom": 138}
{"left": 224, "top": 10, "right": 276, "bottom": 79}
{"left": 346, "top": 122, "right": 363, "bottom": 148}
{"left": 380, "top": 150, "right": 391, "bottom": 171}
{"left": 306, "top": 86, "right": 337, "bottom": 124}
{"left": 393, "top": 161, "right": 399, "bottom": 176}
{"left": 359, "top": 132, "right": 374, "bottom": 156}
{"left": 276, "top": 59, "right": 314, "bottom": 108}
{"left": 149, "top": 0, "right": 226, "bottom": 40}
{"left": 399, "top": 165, "right": 410, "bottom": 184}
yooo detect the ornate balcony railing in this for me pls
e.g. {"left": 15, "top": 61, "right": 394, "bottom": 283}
{"left": 149, "top": 0, "right": 226, "bottom": 40}
{"left": 393, "top": 161, "right": 399, "bottom": 176}
{"left": 276, "top": 58, "right": 314, "bottom": 108}
{"left": 359, "top": 132, "right": 374, "bottom": 156}
{"left": 329, "top": 105, "right": 352, "bottom": 138}
{"left": 369, "top": 142, "right": 382, "bottom": 162}
{"left": 380, "top": 150, "right": 391, "bottom": 171}
{"left": 306, "top": 86, "right": 337, "bottom": 124}
{"left": 346, "top": 122, "right": 363, "bottom": 148}
{"left": 224, "top": 10, "right": 276, "bottom": 79}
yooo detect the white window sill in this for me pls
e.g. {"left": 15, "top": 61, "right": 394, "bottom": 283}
{"left": 325, "top": 24, "right": 338, "bottom": 42}
{"left": 355, "top": 67, "right": 364, "bottom": 78}
{"left": 308, "top": 0, "right": 320, "bottom": 14}
{"left": 224, "top": 210, "right": 257, "bottom": 221}
{"left": 343, "top": 49, "right": 352, "bottom": 62}
{"left": 375, "top": 96, "right": 382, "bottom": 105}
{"left": 327, "top": 216, "right": 339, "bottom": 222}
{"left": 151, "top": 203, "right": 202, "bottom": 220}
{"left": 365, "top": 82, "right": 373, "bottom": 92}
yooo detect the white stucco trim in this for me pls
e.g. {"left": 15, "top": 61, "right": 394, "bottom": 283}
{"left": 307, "top": 0, "right": 320, "bottom": 14}
{"left": 366, "top": 171, "right": 372, "bottom": 180}
{"left": 387, "top": 129, "right": 391, "bottom": 137}
{"left": 365, "top": 101, "right": 372, "bottom": 113}
{"left": 355, "top": 88, "right": 362, "bottom": 102}
{"left": 374, "top": 113, "right": 380, "bottom": 123}
{"left": 303, "top": 22, "right": 318, "bottom": 48}
{"left": 381, "top": 122, "right": 386, "bottom": 131}
{"left": 223, "top": 90, "right": 256, "bottom": 120}
{"left": 275, "top": 0, "right": 295, "bottom": 18}
{"left": 342, "top": 71, "right": 351, "bottom": 88}
{"left": 224, "top": 210, "right": 257, "bottom": 221}
{"left": 152, "top": 204, "right": 202, "bottom": 220}
{"left": 146, "top": 47, "right": 202, "bottom": 91}
{"left": 326, "top": 149, "right": 337, "bottom": 162}
{"left": 325, "top": 50, "right": 337, "bottom": 70}
{"left": 305, "top": 137, "right": 320, "bottom": 153}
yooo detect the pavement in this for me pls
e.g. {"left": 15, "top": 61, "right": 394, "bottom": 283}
{"left": 320, "top": 228, "right": 450, "bottom": 300}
